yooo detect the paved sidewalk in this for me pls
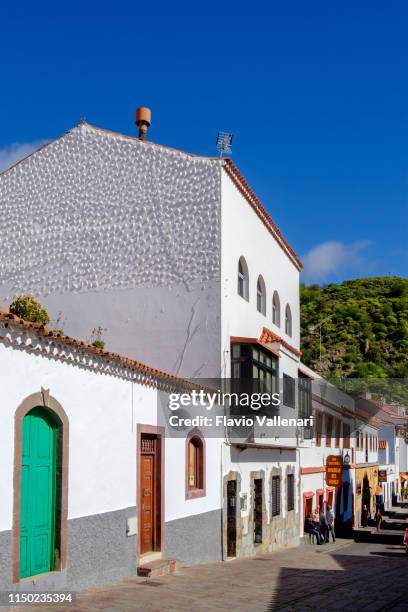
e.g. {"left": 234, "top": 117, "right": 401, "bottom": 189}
{"left": 20, "top": 534, "right": 408, "bottom": 612}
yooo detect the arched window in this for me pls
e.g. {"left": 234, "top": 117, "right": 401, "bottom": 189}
{"left": 237, "top": 256, "right": 249, "bottom": 300}
{"left": 272, "top": 291, "right": 281, "bottom": 327}
{"left": 186, "top": 429, "right": 205, "bottom": 499}
{"left": 256, "top": 275, "right": 266, "bottom": 315}
{"left": 285, "top": 304, "right": 292, "bottom": 337}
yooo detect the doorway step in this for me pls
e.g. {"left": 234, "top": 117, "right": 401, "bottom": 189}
{"left": 137, "top": 557, "right": 180, "bottom": 578}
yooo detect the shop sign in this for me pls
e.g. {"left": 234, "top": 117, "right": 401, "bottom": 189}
{"left": 326, "top": 455, "right": 343, "bottom": 487}
{"left": 378, "top": 469, "right": 387, "bottom": 483}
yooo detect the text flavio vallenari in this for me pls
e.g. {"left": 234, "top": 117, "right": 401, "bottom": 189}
{"left": 167, "top": 390, "right": 314, "bottom": 428}
{"left": 168, "top": 414, "right": 314, "bottom": 428}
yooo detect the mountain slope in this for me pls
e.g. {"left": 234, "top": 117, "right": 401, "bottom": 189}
{"left": 300, "top": 277, "right": 408, "bottom": 379}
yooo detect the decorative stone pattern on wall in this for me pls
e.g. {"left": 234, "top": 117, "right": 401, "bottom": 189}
{"left": 223, "top": 465, "right": 300, "bottom": 559}
{"left": 0, "top": 124, "right": 222, "bottom": 300}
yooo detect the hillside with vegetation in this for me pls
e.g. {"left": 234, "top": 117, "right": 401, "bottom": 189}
{"left": 300, "top": 277, "right": 408, "bottom": 385}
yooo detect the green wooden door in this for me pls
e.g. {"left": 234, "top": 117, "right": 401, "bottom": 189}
{"left": 20, "top": 408, "right": 57, "bottom": 579}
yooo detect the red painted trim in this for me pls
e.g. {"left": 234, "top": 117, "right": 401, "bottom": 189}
{"left": 230, "top": 336, "right": 258, "bottom": 344}
{"left": 316, "top": 488, "right": 324, "bottom": 496}
{"left": 300, "top": 466, "right": 326, "bottom": 475}
{"left": 137, "top": 424, "right": 165, "bottom": 557}
{"left": 312, "top": 394, "right": 354, "bottom": 418}
{"left": 223, "top": 159, "right": 303, "bottom": 270}
{"left": 298, "top": 366, "right": 315, "bottom": 379}
{"left": 302, "top": 491, "right": 315, "bottom": 518}
{"left": 230, "top": 337, "right": 281, "bottom": 358}
{"left": 259, "top": 327, "right": 301, "bottom": 358}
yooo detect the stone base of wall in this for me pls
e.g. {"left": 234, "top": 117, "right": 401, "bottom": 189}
{"left": 223, "top": 468, "right": 301, "bottom": 560}
{"left": 165, "top": 509, "right": 222, "bottom": 565}
{"left": 235, "top": 514, "right": 300, "bottom": 559}
{"left": 0, "top": 506, "right": 137, "bottom": 592}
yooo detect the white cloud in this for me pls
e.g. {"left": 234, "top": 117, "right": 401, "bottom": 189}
{"left": 302, "top": 240, "right": 371, "bottom": 283}
{"left": 0, "top": 140, "right": 48, "bottom": 173}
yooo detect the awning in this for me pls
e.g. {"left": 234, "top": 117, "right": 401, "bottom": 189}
{"left": 400, "top": 472, "right": 408, "bottom": 482}
{"left": 375, "top": 485, "right": 383, "bottom": 495}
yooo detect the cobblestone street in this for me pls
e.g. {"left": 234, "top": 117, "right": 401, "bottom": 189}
{"left": 21, "top": 532, "right": 408, "bottom": 611}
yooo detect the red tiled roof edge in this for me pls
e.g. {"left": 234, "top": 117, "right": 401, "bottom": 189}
{"left": 222, "top": 159, "right": 303, "bottom": 271}
{"left": 258, "top": 326, "right": 302, "bottom": 358}
{"left": 0, "top": 311, "right": 200, "bottom": 392}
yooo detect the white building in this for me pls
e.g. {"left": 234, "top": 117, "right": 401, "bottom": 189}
{"left": 0, "top": 117, "right": 301, "bottom": 381}
{"left": 0, "top": 111, "right": 304, "bottom": 560}
{"left": 298, "top": 365, "right": 383, "bottom": 535}
{"left": 356, "top": 396, "right": 407, "bottom": 515}
{"left": 0, "top": 311, "right": 223, "bottom": 591}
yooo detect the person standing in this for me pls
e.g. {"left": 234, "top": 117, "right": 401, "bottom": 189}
{"left": 361, "top": 504, "right": 369, "bottom": 527}
{"left": 374, "top": 505, "right": 382, "bottom": 533}
{"left": 326, "top": 504, "right": 336, "bottom": 542}
{"left": 319, "top": 508, "right": 328, "bottom": 543}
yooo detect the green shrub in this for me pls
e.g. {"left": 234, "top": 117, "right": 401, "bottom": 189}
{"left": 92, "top": 340, "right": 105, "bottom": 350}
{"left": 9, "top": 295, "right": 50, "bottom": 325}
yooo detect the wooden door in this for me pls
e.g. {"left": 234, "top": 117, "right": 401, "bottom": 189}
{"left": 140, "top": 453, "right": 155, "bottom": 554}
{"left": 253, "top": 479, "right": 263, "bottom": 544}
{"left": 20, "top": 408, "right": 57, "bottom": 578}
{"left": 227, "top": 480, "right": 237, "bottom": 557}
{"left": 305, "top": 497, "right": 313, "bottom": 517}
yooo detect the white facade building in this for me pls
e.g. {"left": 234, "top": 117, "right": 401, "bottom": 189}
{"left": 0, "top": 120, "right": 301, "bottom": 381}
{"left": 0, "top": 312, "right": 223, "bottom": 591}
{"left": 0, "top": 115, "right": 304, "bottom": 560}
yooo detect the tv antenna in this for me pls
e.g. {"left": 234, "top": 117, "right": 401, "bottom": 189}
{"left": 216, "top": 131, "right": 233, "bottom": 157}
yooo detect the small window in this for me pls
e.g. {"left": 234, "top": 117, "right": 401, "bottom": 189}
{"left": 315, "top": 411, "right": 323, "bottom": 447}
{"left": 287, "top": 474, "right": 295, "bottom": 512}
{"left": 298, "top": 374, "right": 311, "bottom": 420}
{"left": 256, "top": 275, "right": 266, "bottom": 315}
{"left": 272, "top": 291, "right": 281, "bottom": 327}
{"left": 343, "top": 423, "right": 351, "bottom": 449}
{"left": 335, "top": 419, "right": 341, "bottom": 448}
{"left": 285, "top": 304, "right": 292, "bottom": 337}
{"left": 186, "top": 431, "right": 205, "bottom": 499}
{"left": 326, "top": 415, "right": 333, "bottom": 447}
{"left": 271, "top": 475, "right": 281, "bottom": 517}
{"left": 237, "top": 257, "right": 249, "bottom": 301}
{"left": 283, "top": 374, "right": 296, "bottom": 408}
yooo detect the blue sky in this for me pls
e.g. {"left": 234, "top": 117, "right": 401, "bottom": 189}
{"left": 1, "top": 3, "right": 407, "bottom": 284}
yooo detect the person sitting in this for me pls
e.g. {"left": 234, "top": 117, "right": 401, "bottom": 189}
{"left": 304, "top": 513, "right": 321, "bottom": 545}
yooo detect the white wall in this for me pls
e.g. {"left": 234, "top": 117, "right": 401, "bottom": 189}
{"left": 399, "top": 438, "right": 408, "bottom": 472}
{"left": 355, "top": 423, "right": 379, "bottom": 466}
{"left": 225, "top": 445, "right": 299, "bottom": 525}
{"left": 165, "top": 437, "right": 222, "bottom": 522}
{"left": 0, "top": 124, "right": 223, "bottom": 378}
{"left": 0, "top": 339, "right": 222, "bottom": 532}
{"left": 220, "top": 170, "right": 300, "bottom": 377}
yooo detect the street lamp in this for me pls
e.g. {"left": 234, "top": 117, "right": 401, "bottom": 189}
{"left": 308, "top": 314, "right": 333, "bottom": 373}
